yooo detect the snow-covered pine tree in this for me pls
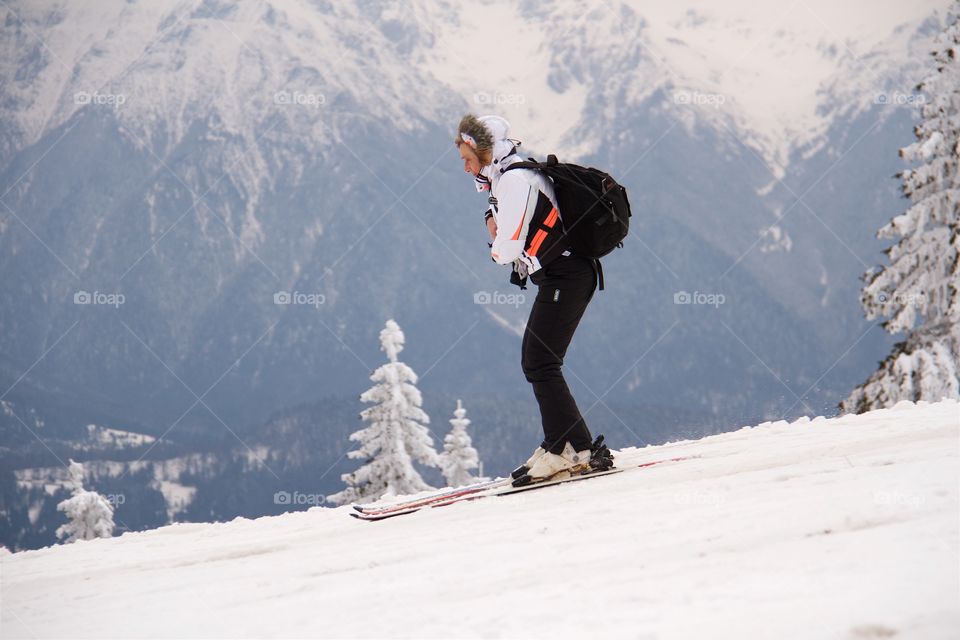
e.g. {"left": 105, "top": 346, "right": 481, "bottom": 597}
{"left": 328, "top": 320, "right": 440, "bottom": 505}
{"left": 842, "top": 11, "right": 960, "bottom": 413}
{"left": 56, "top": 460, "right": 115, "bottom": 543}
{"left": 439, "top": 399, "right": 483, "bottom": 488}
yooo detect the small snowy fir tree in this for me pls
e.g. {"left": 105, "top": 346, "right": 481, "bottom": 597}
{"left": 439, "top": 399, "right": 483, "bottom": 488}
{"left": 842, "top": 11, "right": 960, "bottom": 413}
{"left": 56, "top": 460, "right": 115, "bottom": 543}
{"left": 328, "top": 320, "right": 440, "bottom": 505}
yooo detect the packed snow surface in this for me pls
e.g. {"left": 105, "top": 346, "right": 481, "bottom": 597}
{"left": 3, "top": 400, "right": 958, "bottom": 639}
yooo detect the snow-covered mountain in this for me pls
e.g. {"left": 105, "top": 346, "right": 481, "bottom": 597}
{"left": 3, "top": 400, "right": 957, "bottom": 638}
{"left": 0, "top": 0, "right": 950, "bottom": 548}
{"left": 421, "top": 1, "right": 938, "bottom": 166}
{"left": 0, "top": 1, "right": 939, "bottom": 167}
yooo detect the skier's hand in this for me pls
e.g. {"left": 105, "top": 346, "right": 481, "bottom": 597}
{"left": 486, "top": 216, "right": 497, "bottom": 241}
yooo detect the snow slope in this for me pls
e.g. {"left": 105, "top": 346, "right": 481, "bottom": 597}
{"left": 3, "top": 400, "right": 958, "bottom": 639}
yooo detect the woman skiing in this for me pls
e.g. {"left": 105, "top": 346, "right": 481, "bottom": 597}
{"left": 454, "top": 114, "right": 613, "bottom": 485}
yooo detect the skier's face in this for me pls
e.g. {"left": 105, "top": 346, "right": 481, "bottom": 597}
{"left": 458, "top": 143, "right": 482, "bottom": 177}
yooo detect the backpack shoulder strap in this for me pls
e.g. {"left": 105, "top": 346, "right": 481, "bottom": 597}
{"left": 500, "top": 155, "right": 560, "bottom": 174}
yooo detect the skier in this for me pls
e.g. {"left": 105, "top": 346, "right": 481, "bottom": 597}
{"left": 455, "top": 114, "right": 614, "bottom": 484}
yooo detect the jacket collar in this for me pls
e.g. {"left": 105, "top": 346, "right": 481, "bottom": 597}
{"left": 477, "top": 143, "right": 518, "bottom": 183}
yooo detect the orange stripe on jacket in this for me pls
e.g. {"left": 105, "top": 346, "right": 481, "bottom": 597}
{"left": 527, "top": 230, "right": 548, "bottom": 256}
{"left": 543, "top": 208, "right": 559, "bottom": 228}
{"left": 510, "top": 189, "right": 535, "bottom": 240}
{"left": 527, "top": 208, "right": 558, "bottom": 257}
{"left": 527, "top": 207, "right": 559, "bottom": 256}
{"left": 510, "top": 217, "right": 524, "bottom": 241}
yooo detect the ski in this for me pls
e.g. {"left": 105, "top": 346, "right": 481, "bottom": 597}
{"left": 350, "top": 466, "right": 624, "bottom": 521}
{"left": 349, "top": 483, "right": 508, "bottom": 521}
{"left": 352, "top": 476, "right": 510, "bottom": 516}
{"left": 354, "top": 435, "right": 614, "bottom": 516}
{"left": 350, "top": 455, "right": 695, "bottom": 521}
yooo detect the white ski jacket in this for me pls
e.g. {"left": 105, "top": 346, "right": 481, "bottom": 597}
{"left": 474, "top": 116, "right": 565, "bottom": 280}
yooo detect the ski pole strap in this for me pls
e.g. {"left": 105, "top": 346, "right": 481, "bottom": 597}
{"left": 510, "top": 268, "right": 527, "bottom": 290}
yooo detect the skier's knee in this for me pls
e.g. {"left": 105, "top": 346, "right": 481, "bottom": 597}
{"left": 522, "top": 359, "right": 561, "bottom": 383}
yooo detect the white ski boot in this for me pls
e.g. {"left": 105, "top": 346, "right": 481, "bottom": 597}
{"left": 515, "top": 442, "right": 593, "bottom": 486}
{"left": 512, "top": 435, "right": 615, "bottom": 487}
{"left": 510, "top": 445, "right": 546, "bottom": 480}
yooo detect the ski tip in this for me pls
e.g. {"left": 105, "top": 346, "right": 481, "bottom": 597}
{"left": 352, "top": 505, "right": 366, "bottom": 513}
{"left": 351, "top": 511, "right": 398, "bottom": 522}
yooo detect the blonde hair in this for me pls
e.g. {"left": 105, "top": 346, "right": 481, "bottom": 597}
{"left": 455, "top": 113, "right": 493, "bottom": 165}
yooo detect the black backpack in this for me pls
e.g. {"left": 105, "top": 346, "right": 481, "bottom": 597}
{"left": 503, "top": 155, "right": 631, "bottom": 289}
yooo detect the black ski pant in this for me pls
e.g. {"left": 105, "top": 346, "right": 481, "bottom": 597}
{"left": 521, "top": 254, "right": 598, "bottom": 455}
